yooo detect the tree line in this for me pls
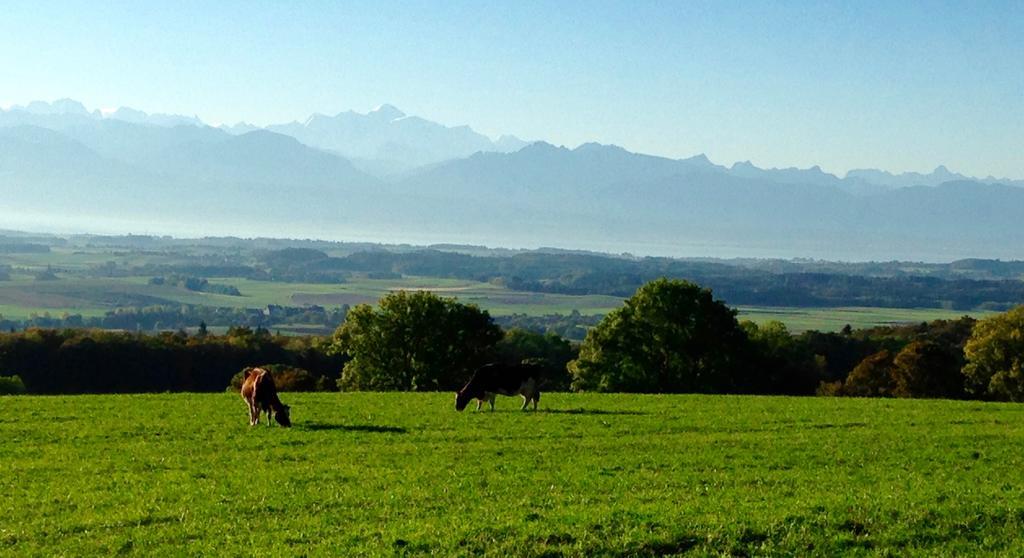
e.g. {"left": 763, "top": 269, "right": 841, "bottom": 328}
{"left": 0, "top": 304, "right": 350, "bottom": 333}
{"left": 0, "top": 326, "right": 344, "bottom": 394}
{"left": 3, "top": 278, "right": 1024, "bottom": 400}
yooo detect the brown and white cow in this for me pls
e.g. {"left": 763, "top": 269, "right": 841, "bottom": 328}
{"left": 240, "top": 367, "right": 291, "bottom": 427}
{"left": 456, "top": 362, "right": 541, "bottom": 412}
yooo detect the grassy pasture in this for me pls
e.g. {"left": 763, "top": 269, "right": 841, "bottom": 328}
{"left": 0, "top": 274, "right": 624, "bottom": 319}
{"left": 216, "top": 276, "right": 624, "bottom": 317}
{"left": 734, "top": 306, "right": 995, "bottom": 332}
{"left": 2, "top": 393, "right": 1022, "bottom": 556}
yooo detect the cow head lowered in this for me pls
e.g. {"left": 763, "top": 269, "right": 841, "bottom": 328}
{"left": 455, "top": 384, "right": 482, "bottom": 411}
{"left": 240, "top": 367, "right": 293, "bottom": 427}
{"left": 274, "top": 404, "right": 292, "bottom": 427}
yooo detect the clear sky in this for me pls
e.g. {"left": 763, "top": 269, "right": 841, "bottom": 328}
{"left": 2, "top": 0, "right": 1021, "bottom": 178}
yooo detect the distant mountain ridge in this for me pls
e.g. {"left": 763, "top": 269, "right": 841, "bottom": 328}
{"left": 4, "top": 99, "right": 1018, "bottom": 188}
{"left": 2, "top": 99, "right": 529, "bottom": 172}
{"left": 1, "top": 98, "right": 203, "bottom": 128}
{"left": 846, "top": 166, "right": 1024, "bottom": 189}
{"left": 259, "top": 104, "right": 529, "bottom": 170}
{"left": 2, "top": 98, "right": 1024, "bottom": 261}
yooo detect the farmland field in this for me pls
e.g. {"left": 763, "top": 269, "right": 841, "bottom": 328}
{"left": 0, "top": 274, "right": 625, "bottom": 319}
{"left": 0, "top": 271, "right": 994, "bottom": 331}
{"left": 2, "top": 393, "right": 1022, "bottom": 556}
{"left": 734, "top": 306, "right": 995, "bottom": 332}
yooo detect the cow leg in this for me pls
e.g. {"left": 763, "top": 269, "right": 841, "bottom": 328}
{"left": 533, "top": 391, "right": 540, "bottom": 411}
{"left": 475, "top": 399, "right": 482, "bottom": 412}
{"left": 488, "top": 393, "right": 496, "bottom": 411}
{"left": 521, "top": 395, "right": 529, "bottom": 411}
{"left": 248, "top": 401, "right": 258, "bottom": 426}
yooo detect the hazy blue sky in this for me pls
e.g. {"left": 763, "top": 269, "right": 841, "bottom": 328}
{"left": 2, "top": 1, "right": 1021, "bottom": 178}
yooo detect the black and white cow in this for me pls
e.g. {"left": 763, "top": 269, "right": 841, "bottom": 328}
{"left": 455, "top": 362, "right": 541, "bottom": 411}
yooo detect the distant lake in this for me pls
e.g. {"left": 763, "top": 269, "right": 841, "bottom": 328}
{"left": 1, "top": 209, "right": 1014, "bottom": 263}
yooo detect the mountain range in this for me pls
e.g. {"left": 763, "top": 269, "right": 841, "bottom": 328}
{"left": 259, "top": 104, "right": 529, "bottom": 173}
{"left": 1, "top": 99, "right": 1023, "bottom": 261}
{"left": 0, "top": 98, "right": 526, "bottom": 173}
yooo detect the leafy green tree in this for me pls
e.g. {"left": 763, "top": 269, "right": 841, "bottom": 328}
{"left": 963, "top": 306, "right": 1024, "bottom": 400}
{"left": 843, "top": 350, "right": 895, "bottom": 397}
{"left": 331, "top": 291, "right": 502, "bottom": 391}
{"left": 568, "top": 278, "right": 748, "bottom": 393}
{"left": 891, "top": 340, "right": 964, "bottom": 398}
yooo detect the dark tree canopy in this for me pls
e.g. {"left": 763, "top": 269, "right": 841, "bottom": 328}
{"left": 0, "top": 327, "right": 343, "bottom": 394}
{"left": 891, "top": 340, "right": 964, "bottom": 399}
{"left": 843, "top": 350, "right": 896, "bottom": 397}
{"left": 331, "top": 291, "right": 502, "bottom": 391}
{"left": 494, "top": 328, "right": 577, "bottom": 391}
{"left": 742, "top": 320, "right": 823, "bottom": 395}
{"left": 569, "top": 278, "right": 749, "bottom": 393}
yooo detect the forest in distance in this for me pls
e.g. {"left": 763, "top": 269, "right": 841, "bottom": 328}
{"left": 1, "top": 231, "right": 1023, "bottom": 335}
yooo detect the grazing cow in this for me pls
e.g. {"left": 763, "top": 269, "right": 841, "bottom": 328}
{"left": 240, "top": 367, "right": 291, "bottom": 427}
{"left": 456, "top": 362, "right": 541, "bottom": 411}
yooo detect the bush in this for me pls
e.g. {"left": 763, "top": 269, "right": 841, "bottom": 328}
{"left": 227, "top": 365, "right": 321, "bottom": 392}
{"left": 816, "top": 380, "right": 844, "bottom": 396}
{"left": 0, "top": 375, "right": 27, "bottom": 395}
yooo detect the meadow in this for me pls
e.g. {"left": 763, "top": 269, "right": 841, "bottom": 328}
{"left": 733, "top": 306, "right": 994, "bottom": 332}
{"left": 0, "top": 272, "right": 624, "bottom": 319}
{"left": 2, "top": 393, "right": 1022, "bottom": 556}
{"left": 0, "top": 269, "right": 991, "bottom": 331}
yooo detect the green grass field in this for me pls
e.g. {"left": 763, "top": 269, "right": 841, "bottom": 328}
{"left": 734, "top": 306, "right": 994, "bottom": 332}
{"left": 2, "top": 393, "right": 1022, "bottom": 556}
{"left": 0, "top": 274, "right": 624, "bottom": 319}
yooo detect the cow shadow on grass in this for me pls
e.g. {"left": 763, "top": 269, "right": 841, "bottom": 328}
{"left": 539, "top": 408, "right": 647, "bottom": 416}
{"left": 478, "top": 408, "right": 645, "bottom": 416}
{"left": 298, "top": 422, "right": 408, "bottom": 434}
